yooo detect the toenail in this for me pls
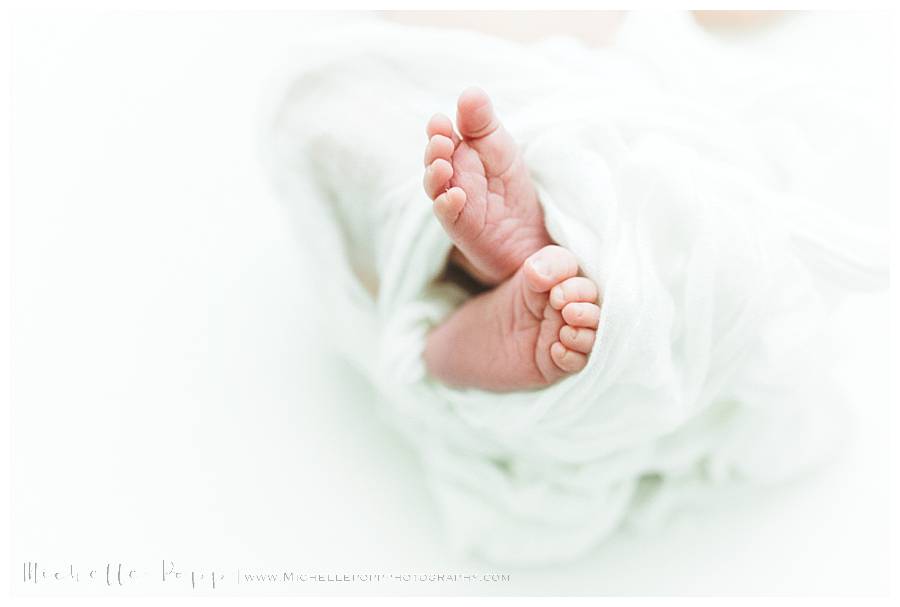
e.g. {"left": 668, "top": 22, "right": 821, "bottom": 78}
{"left": 531, "top": 259, "right": 550, "bottom": 278}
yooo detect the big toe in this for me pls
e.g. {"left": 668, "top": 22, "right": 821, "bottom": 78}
{"left": 456, "top": 87, "right": 519, "bottom": 175}
{"left": 456, "top": 86, "right": 499, "bottom": 139}
{"left": 523, "top": 245, "right": 579, "bottom": 293}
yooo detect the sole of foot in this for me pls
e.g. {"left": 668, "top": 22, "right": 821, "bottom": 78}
{"left": 423, "top": 87, "right": 552, "bottom": 286}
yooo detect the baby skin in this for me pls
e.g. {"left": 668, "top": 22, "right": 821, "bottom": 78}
{"left": 422, "top": 87, "right": 601, "bottom": 391}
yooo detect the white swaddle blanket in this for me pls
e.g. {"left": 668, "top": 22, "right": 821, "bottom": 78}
{"left": 263, "top": 14, "right": 887, "bottom": 564}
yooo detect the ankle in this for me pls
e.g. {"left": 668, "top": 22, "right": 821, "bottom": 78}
{"left": 448, "top": 247, "right": 496, "bottom": 286}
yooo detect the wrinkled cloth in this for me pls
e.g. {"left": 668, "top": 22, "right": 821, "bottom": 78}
{"left": 262, "top": 14, "right": 887, "bottom": 564}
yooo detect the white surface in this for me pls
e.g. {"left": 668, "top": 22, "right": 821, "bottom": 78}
{"left": 10, "top": 11, "right": 891, "bottom": 595}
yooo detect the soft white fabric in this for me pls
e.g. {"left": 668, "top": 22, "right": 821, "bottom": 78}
{"left": 263, "top": 14, "right": 887, "bottom": 564}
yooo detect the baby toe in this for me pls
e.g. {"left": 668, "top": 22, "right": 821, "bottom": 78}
{"left": 550, "top": 342, "right": 588, "bottom": 373}
{"left": 433, "top": 187, "right": 466, "bottom": 224}
{"left": 424, "top": 158, "right": 453, "bottom": 199}
{"left": 424, "top": 134, "right": 454, "bottom": 166}
{"left": 426, "top": 113, "right": 459, "bottom": 144}
{"left": 561, "top": 302, "right": 600, "bottom": 329}
{"left": 549, "top": 276, "right": 599, "bottom": 310}
{"left": 559, "top": 325, "right": 596, "bottom": 354}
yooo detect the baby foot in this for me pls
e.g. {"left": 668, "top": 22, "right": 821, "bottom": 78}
{"left": 423, "top": 87, "right": 552, "bottom": 286}
{"left": 424, "top": 245, "right": 601, "bottom": 392}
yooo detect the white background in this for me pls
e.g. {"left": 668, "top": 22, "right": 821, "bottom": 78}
{"left": 10, "top": 10, "right": 892, "bottom": 595}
